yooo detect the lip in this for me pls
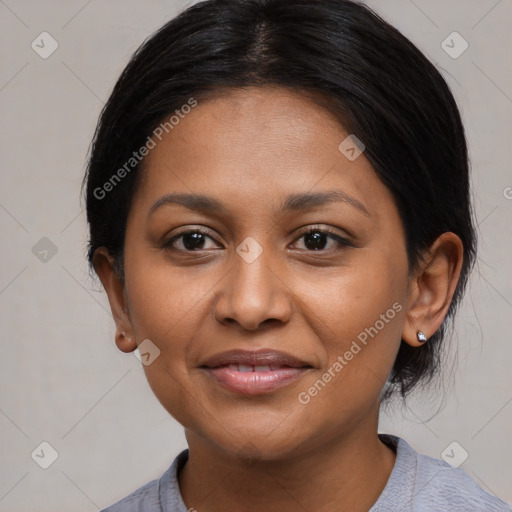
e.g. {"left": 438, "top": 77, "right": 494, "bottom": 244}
{"left": 200, "top": 348, "right": 311, "bottom": 369}
{"left": 199, "top": 349, "right": 313, "bottom": 395}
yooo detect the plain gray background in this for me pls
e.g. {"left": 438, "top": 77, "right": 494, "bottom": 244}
{"left": 0, "top": 0, "right": 511, "bottom": 510}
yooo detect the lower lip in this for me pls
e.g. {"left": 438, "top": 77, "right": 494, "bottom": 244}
{"left": 202, "top": 366, "right": 309, "bottom": 395}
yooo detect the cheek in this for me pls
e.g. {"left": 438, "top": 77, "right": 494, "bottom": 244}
{"left": 296, "top": 251, "right": 408, "bottom": 403}
{"left": 123, "top": 258, "right": 212, "bottom": 426}
{"left": 124, "top": 255, "right": 214, "bottom": 344}
{"left": 303, "top": 250, "right": 407, "bottom": 345}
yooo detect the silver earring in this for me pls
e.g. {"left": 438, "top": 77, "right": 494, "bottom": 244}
{"left": 417, "top": 330, "right": 427, "bottom": 343}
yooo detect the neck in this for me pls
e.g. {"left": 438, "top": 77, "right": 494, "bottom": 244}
{"left": 178, "top": 418, "right": 396, "bottom": 512}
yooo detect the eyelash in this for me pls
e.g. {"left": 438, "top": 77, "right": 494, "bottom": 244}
{"left": 163, "top": 225, "right": 353, "bottom": 253}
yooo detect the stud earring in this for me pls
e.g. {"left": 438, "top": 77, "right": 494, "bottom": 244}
{"left": 417, "top": 330, "right": 427, "bottom": 343}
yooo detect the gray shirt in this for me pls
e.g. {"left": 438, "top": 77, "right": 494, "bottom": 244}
{"left": 102, "top": 434, "right": 510, "bottom": 511}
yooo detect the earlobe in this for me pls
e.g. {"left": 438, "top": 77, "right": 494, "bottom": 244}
{"left": 402, "top": 232, "right": 464, "bottom": 348}
{"left": 93, "top": 247, "right": 137, "bottom": 353}
{"left": 115, "top": 330, "right": 137, "bottom": 353}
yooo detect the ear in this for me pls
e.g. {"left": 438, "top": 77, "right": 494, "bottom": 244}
{"left": 93, "top": 247, "right": 137, "bottom": 353}
{"left": 402, "top": 232, "right": 464, "bottom": 347}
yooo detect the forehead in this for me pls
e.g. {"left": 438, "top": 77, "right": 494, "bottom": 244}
{"left": 132, "top": 85, "right": 395, "bottom": 221}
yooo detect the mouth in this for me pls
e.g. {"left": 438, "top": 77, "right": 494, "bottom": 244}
{"left": 199, "top": 349, "right": 313, "bottom": 395}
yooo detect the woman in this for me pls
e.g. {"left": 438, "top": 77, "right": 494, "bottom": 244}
{"left": 83, "top": 0, "right": 510, "bottom": 510}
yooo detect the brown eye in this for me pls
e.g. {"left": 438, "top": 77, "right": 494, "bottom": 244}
{"left": 164, "top": 229, "right": 219, "bottom": 251}
{"left": 291, "top": 227, "right": 353, "bottom": 252}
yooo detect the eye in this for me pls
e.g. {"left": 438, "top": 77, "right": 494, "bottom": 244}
{"left": 163, "top": 228, "right": 219, "bottom": 252}
{"left": 291, "top": 226, "right": 353, "bottom": 252}
{"left": 163, "top": 225, "right": 353, "bottom": 253}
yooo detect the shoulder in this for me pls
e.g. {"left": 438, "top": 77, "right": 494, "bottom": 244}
{"left": 372, "top": 435, "right": 511, "bottom": 512}
{"left": 413, "top": 449, "right": 510, "bottom": 511}
{"left": 101, "top": 449, "right": 189, "bottom": 512}
{"left": 101, "top": 478, "right": 161, "bottom": 512}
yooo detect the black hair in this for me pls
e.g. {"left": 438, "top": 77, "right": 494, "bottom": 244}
{"left": 82, "top": 0, "right": 476, "bottom": 401}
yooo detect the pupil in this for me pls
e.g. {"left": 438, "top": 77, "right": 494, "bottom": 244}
{"left": 181, "top": 231, "right": 328, "bottom": 251}
{"left": 304, "top": 231, "right": 327, "bottom": 250}
{"left": 183, "top": 232, "right": 204, "bottom": 250}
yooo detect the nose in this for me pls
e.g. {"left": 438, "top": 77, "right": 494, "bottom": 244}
{"left": 213, "top": 242, "right": 292, "bottom": 331}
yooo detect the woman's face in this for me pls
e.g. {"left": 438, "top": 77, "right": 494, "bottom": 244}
{"left": 122, "top": 86, "right": 411, "bottom": 459}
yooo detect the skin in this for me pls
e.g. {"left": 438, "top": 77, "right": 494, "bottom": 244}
{"left": 94, "top": 85, "right": 463, "bottom": 512}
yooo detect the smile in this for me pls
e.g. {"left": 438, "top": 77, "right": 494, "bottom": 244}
{"left": 202, "top": 364, "right": 311, "bottom": 395}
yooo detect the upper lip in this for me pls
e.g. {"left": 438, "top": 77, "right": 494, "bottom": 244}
{"left": 200, "top": 349, "right": 312, "bottom": 369}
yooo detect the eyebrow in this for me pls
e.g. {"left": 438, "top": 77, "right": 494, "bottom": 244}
{"left": 281, "top": 190, "right": 370, "bottom": 217}
{"left": 148, "top": 190, "right": 370, "bottom": 218}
